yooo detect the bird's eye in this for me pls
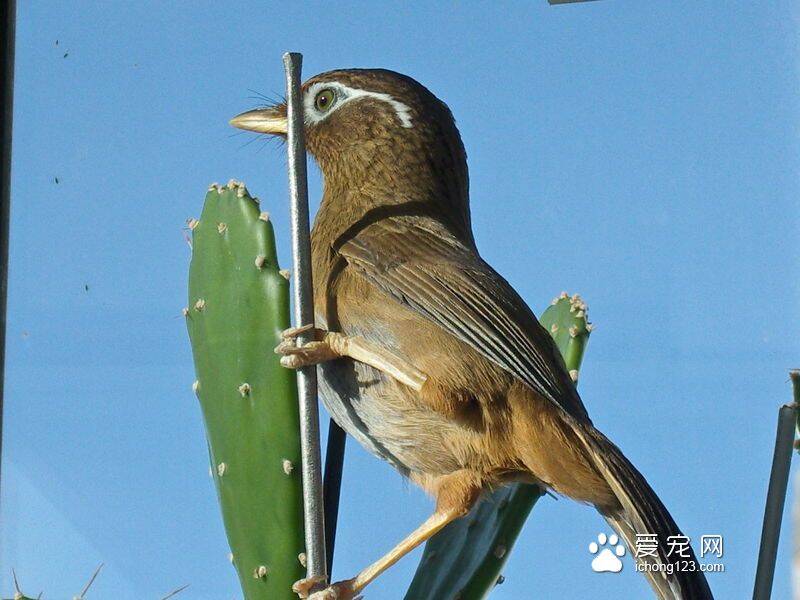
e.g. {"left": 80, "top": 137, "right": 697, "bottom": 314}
{"left": 314, "top": 88, "right": 336, "bottom": 112}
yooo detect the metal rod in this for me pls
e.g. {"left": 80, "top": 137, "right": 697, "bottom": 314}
{"left": 283, "top": 51, "right": 327, "bottom": 583}
{"left": 0, "top": 0, "right": 16, "bottom": 507}
{"left": 323, "top": 419, "right": 346, "bottom": 574}
{"left": 753, "top": 378, "right": 798, "bottom": 600}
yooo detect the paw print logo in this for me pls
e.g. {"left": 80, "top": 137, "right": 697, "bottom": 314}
{"left": 589, "top": 533, "right": 625, "bottom": 573}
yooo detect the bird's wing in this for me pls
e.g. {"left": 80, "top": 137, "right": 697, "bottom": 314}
{"left": 335, "top": 214, "right": 591, "bottom": 423}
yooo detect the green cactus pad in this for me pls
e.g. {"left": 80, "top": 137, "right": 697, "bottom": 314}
{"left": 405, "top": 293, "right": 592, "bottom": 600}
{"left": 187, "top": 181, "right": 305, "bottom": 600}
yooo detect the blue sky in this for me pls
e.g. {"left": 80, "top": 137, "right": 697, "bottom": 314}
{"left": 2, "top": 1, "right": 799, "bottom": 598}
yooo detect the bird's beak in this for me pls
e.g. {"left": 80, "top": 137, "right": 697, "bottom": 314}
{"left": 229, "top": 104, "right": 288, "bottom": 135}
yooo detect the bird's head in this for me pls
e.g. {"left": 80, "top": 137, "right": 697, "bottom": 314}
{"left": 231, "top": 69, "right": 469, "bottom": 221}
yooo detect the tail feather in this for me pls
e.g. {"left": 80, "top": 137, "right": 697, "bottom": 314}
{"left": 574, "top": 424, "right": 714, "bottom": 600}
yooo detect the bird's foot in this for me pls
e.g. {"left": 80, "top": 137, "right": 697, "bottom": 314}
{"left": 276, "top": 325, "right": 336, "bottom": 368}
{"left": 276, "top": 325, "right": 427, "bottom": 392}
{"left": 307, "top": 578, "right": 358, "bottom": 600}
{"left": 291, "top": 575, "right": 327, "bottom": 599}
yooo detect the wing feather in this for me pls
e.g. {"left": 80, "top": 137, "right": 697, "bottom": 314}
{"left": 335, "top": 215, "right": 590, "bottom": 422}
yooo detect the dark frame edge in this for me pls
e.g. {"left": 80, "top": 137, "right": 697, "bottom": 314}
{"left": 0, "top": 0, "right": 17, "bottom": 511}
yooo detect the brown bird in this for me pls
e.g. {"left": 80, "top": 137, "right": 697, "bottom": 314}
{"left": 231, "top": 69, "right": 713, "bottom": 600}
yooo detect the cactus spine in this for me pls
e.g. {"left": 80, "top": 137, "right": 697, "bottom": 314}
{"left": 5, "top": 570, "right": 39, "bottom": 600}
{"left": 186, "top": 181, "right": 305, "bottom": 599}
{"left": 4, "top": 565, "right": 106, "bottom": 600}
{"left": 405, "top": 293, "right": 592, "bottom": 600}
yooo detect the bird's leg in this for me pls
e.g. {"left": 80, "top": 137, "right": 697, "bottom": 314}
{"left": 276, "top": 325, "right": 428, "bottom": 391}
{"left": 295, "top": 470, "right": 483, "bottom": 600}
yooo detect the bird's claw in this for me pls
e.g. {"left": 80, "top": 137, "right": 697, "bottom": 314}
{"left": 281, "top": 324, "right": 324, "bottom": 341}
{"left": 292, "top": 575, "right": 327, "bottom": 599}
{"left": 306, "top": 579, "right": 358, "bottom": 600}
{"left": 276, "top": 341, "right": 334, "bottom": 368}
{"left": 276, "top": 325, "right": 336, "bottom": 369}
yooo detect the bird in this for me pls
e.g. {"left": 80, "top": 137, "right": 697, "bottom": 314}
{"left": 231, "top": 68, "right": 713, "bottom": 600}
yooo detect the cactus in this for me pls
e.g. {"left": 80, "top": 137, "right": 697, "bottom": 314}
{"left": 186, "top": 181, "right": 305, "bottom": 599}
{"left": 4, "top": 565, "right": 107, "bottom": 600}
{"left": 2, "top": 569, "right": 185, "bottom": 600}
{"left": 5, "top": 570, "right": 40, "bottom": 600}
{"left": 405, "top": 292, "right": 592, "bottom": 600}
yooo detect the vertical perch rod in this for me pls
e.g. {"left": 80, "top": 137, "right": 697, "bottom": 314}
{"left": 283, "top": 51, "right": 327, "bottom": 583}
{"left": 753, "top": 372, "right": 799, "bottom": 600}
{"left": 324, "top": 420, "right": 346, "bottom": 574}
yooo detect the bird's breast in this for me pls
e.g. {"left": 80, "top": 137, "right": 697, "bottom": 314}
{"left": 312, "top": 267, "right": 487, "bottom": 477}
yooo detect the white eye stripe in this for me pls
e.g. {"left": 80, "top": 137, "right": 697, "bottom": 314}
{"left": 304, "top": 81, "right": 414, "bottom": 128}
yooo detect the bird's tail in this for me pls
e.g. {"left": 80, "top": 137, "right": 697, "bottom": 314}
{"left": 573, "top": 424, "right": 714, "bottom": 600}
